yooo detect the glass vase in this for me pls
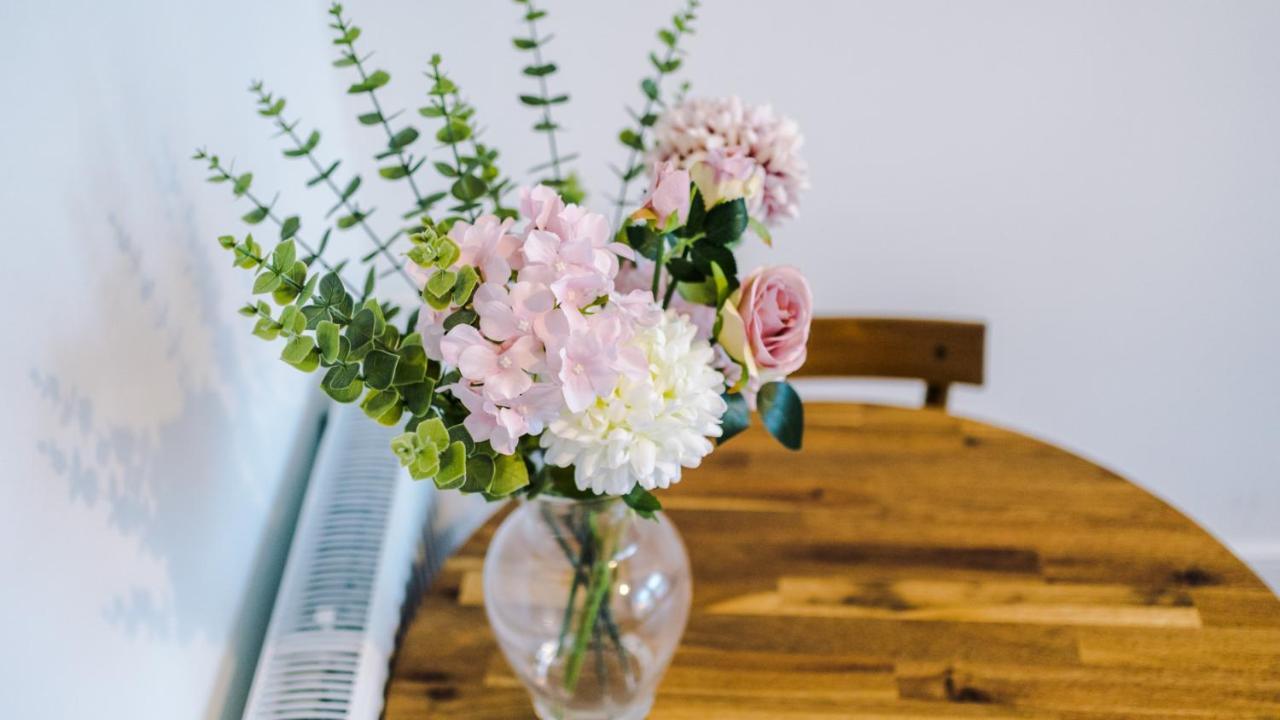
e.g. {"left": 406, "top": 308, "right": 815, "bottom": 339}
{"left": 483, "top": 495, "right": 692, "bottom": 720}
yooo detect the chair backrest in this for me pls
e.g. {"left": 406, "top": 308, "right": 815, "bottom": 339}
{"left": 793, "top": 317, "right": 986, "bottom": 408}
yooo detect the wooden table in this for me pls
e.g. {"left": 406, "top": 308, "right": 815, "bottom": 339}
{"left": 386, "top": 404, "right": 1280, "bottom": 718}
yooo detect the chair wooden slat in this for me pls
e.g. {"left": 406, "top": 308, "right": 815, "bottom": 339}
{"left": 794, "top": 317, "right": 986, "bottom": 408}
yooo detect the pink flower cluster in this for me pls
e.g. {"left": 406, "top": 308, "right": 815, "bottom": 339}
{"left": 435, "top": 187, "right": 662, "bottom": 454}
{"left": 649, "top": 96, "right": 808, "bottom": 226}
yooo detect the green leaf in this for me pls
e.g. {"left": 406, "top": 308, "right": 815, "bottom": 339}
{"left": 416, "top": 416, "right": 451, "bottom": 453}
{"left": 340, "top": 175, "right": 361, "bottom": 201}
{"left": 447, "top": 424, "right": 475, "bottom": 455}
{"left": 718, "top": 393, "right": 750, "bottom": 445}
{"left": 316, "top": 320, "right": 340, "bottom": 362}
{"left": 280, "top": 335, "right": 314, "bottom": 364}
{"left": 360, "top": 387, "right": 399, "bottom": 419}
{"left": 452, "top": 266, "right": 479, "bottom": 305}
{"left": 519, "top": 94, "right": 548, "bottom": 106}
{"left": 619, "top": 129, "right": 644, "bottom": 151}
{"left": 272, "top": 240, "right": 296, "bottom": 268}
{"left": 658, "top": 29, "right": 677, "bottom": 48}
{"left": 434, "top": 441, "right": 467, "bottom": 490}
{"left": 704, "top": 198, "right": 748, "bottom": 245}
{"left": 450, "top": 175, "right": 486, "bottom": 202}
{"left": 323, "top": 362, "right": 360, "bottom": 390}
{"left": 362, "top": 348, "right": 399, "bottom": 390}
{"left": 512, "top": 37, "right": 539, "bottom": 50}
{"left": 260, "top": 98, "right": 286, "bottom": 117}
{"left": 435, "top": 119, "right": 471, "bottom": 144}
{"left": 241, "top": 206, "right": 269, "bottom": 224}
{"left": 348, "top": 69, "right": 390, "bottom": 93}
{"left": 757, "top": 381, "right": 804, "bottom": 450}
{"left": 461, "top": 454, "right": 494, "bottom": 493}
{"left": 379, "top": 164, "right": 409, "bottom": 180}
{"left": 524, "top": 9, "right": 547, "bottom": 21}
{"left": 432, "top": 161, "right": 458, "bottom": 178}
{"left": 357, "top": 111, "right": 383, "bottom": 125}
{"left": 523, "top": 63, "right": 557, "bottom": 77}
{"left": 252, "top": 270, "right": 282, "bottom": 295}
{"left": 307, "top": 160, "right": 340, "bottom": 187}
{"left": 442, "top": 308, "right": 478, "bottom": 331}
{"left": 392, "top": 343, "right": 427, "bottom": 386}
{"left": 271, "top": 260, "right": 307, "bottom": 306}
{"left": 323, "top": 375, "right": 363, "bottom": 403}
{"left": 623, "top": 486, "right": 662, "bottom": 520}
{"left": 641, "top": 78, "right": 659, "bottom": 100}
{"left": 389, "top": 126, "right": 419, "bottom": 150}
{"left": 288, "top": 347, "right": 321, "bottom": 373}
{"left": 748, "top": 217, "right": 773, "bottom": 246}
{"left": 346, "top": 307, "right": 377, "bottom": 352}
{"left": 489, "top": 453, "right": 530, "bottom": 496}
{"left": 400, "top": 379, "right": 436, "bottom": 416}
{"left": 279, "top": 215, "right": 301, "bottom": 240}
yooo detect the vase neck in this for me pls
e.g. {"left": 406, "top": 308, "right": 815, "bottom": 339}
{"left": 529, "top": 495, "right": 634, "bottom": 561}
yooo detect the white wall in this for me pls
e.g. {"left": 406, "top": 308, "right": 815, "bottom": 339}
{"left": 1, "top": 1, "right": 1277, "bottom": 718}
{"left": 0, "top": 1, "right": 355, "bottom": 718}
{"left": 355, "top": 0, "right": 1280, "bottom": 583}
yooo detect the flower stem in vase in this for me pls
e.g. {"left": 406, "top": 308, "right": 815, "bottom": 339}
{"left": 562, "top": 508, "right": 618, "bottom": 693}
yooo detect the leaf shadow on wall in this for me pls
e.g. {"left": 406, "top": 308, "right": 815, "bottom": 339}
{"left": 30, "top": 145, "right": 323, "bottom": 720}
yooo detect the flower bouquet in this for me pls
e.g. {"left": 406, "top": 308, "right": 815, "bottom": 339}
{"left": 197, "top": 2, "right": 812, "bottom": 717}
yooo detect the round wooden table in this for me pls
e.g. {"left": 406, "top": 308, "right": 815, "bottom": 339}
{"left": 386, "top": 404, "right": 1280, "bottom": 718}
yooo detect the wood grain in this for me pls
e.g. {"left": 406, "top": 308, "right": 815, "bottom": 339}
{"left": 385, "top": 404, "right": 1280, "bottom": 718}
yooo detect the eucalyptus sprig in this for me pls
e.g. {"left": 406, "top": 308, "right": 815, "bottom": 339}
{"left": 512, "top": 0, "right": 583, "bottom": 203}
{"left": 328, "top": 2, "right": 438, "bottom": 226}
{"left": 421, "top": 55, "right": 503, "bottom": 224}
{"left": 249, "top": 81, "right": 418, "bottom": 293}
{"left": 194, "top": 148, "right": 355, "bottom": 294}
{"left": 610, "top": 0, "right": 701, "bottom": 227}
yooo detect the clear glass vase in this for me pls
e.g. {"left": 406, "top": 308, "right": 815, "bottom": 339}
{"left": 483, "top": 495, "right": 692, "bottom": 720}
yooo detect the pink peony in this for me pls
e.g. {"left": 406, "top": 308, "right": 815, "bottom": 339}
{"left": 649, "top": 96, "right": 808, "bottom": 226}
{"left": 717, "top": 266, "right": 813, "bottom": 382}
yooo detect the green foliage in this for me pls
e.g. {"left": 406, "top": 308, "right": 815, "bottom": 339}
{"left": 623, "top": 485, "right": 662, "bottom": 520}
{"left": 246, "top": 81, "right": 420, "bottom": 290}
{"left": 420, "top": 55, "right": 513, "bottom": 223}
{"left": 199, "top": 0, "right": 745, "bottom": 512}
{"left": 512, "top": 0, "right": 578, "bottom": 197}
{"left": 757, "top": 381, "right": 804, "bottom": 450}
{"left": 610, "top": 0, "right": 701, "bottom": 227}
{"left": 327, "top": 2, "right": 431, "bottom": 223}
{"left": 718, "top": 392, "right": 750, "bottom": 444}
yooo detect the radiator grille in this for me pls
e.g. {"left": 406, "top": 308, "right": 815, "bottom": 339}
{"left": 243, "top": 402, "right": 437, "bottom": 720}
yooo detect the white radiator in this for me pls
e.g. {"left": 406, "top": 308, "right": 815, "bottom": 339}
{"left": 241, "top": 402, "right": 441, "bottom": 720}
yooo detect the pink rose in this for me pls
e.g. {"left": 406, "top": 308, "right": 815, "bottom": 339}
{"left": 717, "top": 265, "right": 812, "bottom": 382}
{"left": 632, "top": 161, "right": 692, "bottom": 228}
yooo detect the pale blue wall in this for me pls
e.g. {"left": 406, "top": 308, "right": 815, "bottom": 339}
{"left": 0, "top": 1, "right": 353, "bottom": 718}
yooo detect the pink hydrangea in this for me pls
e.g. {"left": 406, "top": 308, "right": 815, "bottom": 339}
{"left": 433, "top": 186, "right": 663, "bottom": 454}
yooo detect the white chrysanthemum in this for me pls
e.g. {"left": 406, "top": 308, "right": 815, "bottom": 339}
{"left": 649, "top": 96, "right": 809, "bottom": 226}
{"left": 541, "top": 312, "right": 727, "bottom": 495}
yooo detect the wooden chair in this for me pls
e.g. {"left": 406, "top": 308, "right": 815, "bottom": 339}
{"left": 792, "top": 317, "right": 986, "bottom": 409}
